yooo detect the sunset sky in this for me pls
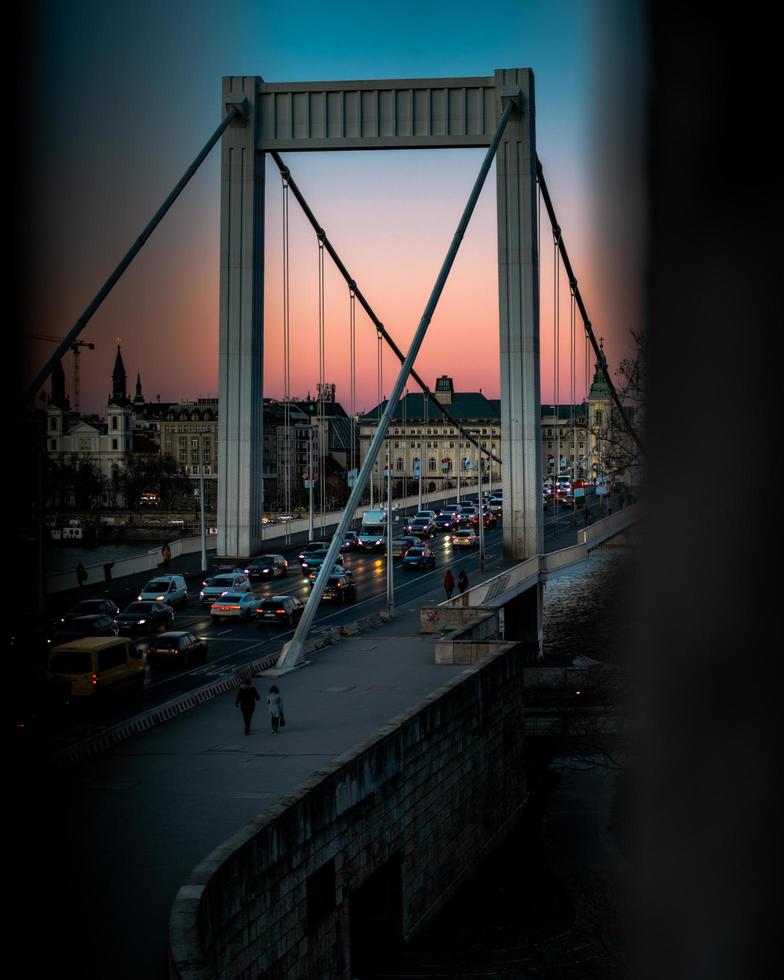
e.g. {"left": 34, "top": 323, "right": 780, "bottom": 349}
{"left": 20, "top": 0, "right": 646, "bottom": 416}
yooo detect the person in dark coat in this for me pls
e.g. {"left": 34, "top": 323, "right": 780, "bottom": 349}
{"left": 76, "top": 562, "right": 87, "bottom": 588}
{"left": 457, "top": 570, "right": 469, "bottom": 594}
{"left": 443, "top": 569, "right": 455, "bottom": 600}
{"left": 268, "top": 685, "right": 285, "bottom": 734}
{"left": 235, "top": 678, "right": 260, "bottom": 735}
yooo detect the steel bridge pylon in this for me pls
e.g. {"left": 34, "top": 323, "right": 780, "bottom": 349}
{"left": 216, "top": 69, "right": 542, "bottom": 563}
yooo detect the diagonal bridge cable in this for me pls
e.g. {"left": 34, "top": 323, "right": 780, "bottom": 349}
{"left": 25, "top": 106, "right": 241, "bottom": 404}
{"left": 536, "top": 159, "right": 643, "bottom": 453}
{"left": 269, "top": 150, "right": 502, "bottom": 466}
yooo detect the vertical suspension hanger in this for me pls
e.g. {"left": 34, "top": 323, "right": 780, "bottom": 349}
{"left": 282, "top": 169, "right": 292, "bottom": 543}
{"left": 349, "top": 283, "right": 357, "bottom": 484}
{"left": 553, "top": 226, "right": 561, "bottom": 503}
{"left": 317, "top": 231, "right": 326, "bottom": 530}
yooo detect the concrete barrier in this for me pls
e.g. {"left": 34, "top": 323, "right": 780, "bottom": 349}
{"left": 168, "top": 640, "right": 526, "bottom": 980}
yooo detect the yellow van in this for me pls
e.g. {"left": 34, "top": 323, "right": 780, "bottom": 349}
{"left": 48, "top": 637, "right": 145, "bottom": 699}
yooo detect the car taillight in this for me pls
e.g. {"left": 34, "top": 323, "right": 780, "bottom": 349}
{"left": 91, "top": 673, "right": 97, "bottom": 686}
{"left": 275, "top": 608, "right": 285, "bottom": 614}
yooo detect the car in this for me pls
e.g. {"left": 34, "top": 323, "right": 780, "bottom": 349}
{"left": 138, "top": 574, "right": 188, "bottom": 606}
{"left": 48, "top": 636, "right": 145, "bottom": 699}
{"left": 146, "top": 631, "right": 208, "bottom": 668}
{"left": 256, "top": 596, "right": 306, "bottom": 627}
{"left": 209, "top": 591, "right": 262, "bottom": 621}
{"left": 300, "top": 550, "right": 344, "bottom": 574}
{"left": 13, "top": 665, "right": 71, "bottom": 735}
{"left": 471, "top": 510, "right": 497, "bottom": 530}
{"left": 116, "top": 601, "right": 175, "bottom": 635}
{"left": 53, "top": 614, "right": 119, "bottom": 642}
{"left": 390, "top": 535, "right": 419, "bottom": 558}
{"left": 433, "top": 514, "right": 457, "bottom": 532}
{"left": 321, "top": 570, "right": 357, "bottom": 603}
{"left": 413, "top": 510, "right": 436, "bottom": 521}
{"left": 297, "top": 541, "right": 330, "bottom": 563}
{"left": 59, "top": 598, "right": 120, "bottom": 623}
{"left": 200, "top": 573, "right": 252, "bottom": 606}
{"left": 340, "top": 531, "right": 361, "bottom": 552}
{"left": 402, "top": 546, "right": 436, "bottom": 570}
{"left": 202, "top": 564, "right": 244, "bottom": 587}
{"left": 451, "top": 529, "right": 479, "bottom": 548}
{"left": 244, "top": 554, "right": 288, "bottom": 580}
{"left": 407, "top": 518, "right": 435, "bottom": 539}
{"left": 306, "top": 561, "right": 347, "bottom": 584}
{"left": 440, "top": 504, "right": 462, "bottom": 521}
{"left": 458, "top": 506, "right": 478, "bottom": 525}
{"left": 488, "top": 497, "right": 503, "bottom": 514}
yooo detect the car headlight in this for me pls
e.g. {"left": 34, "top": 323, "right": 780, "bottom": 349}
{"left": 138, "top": 619, "right": 146, "bottom": 625}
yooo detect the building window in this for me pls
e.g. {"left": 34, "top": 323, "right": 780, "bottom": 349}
{"left": 428, "top": 457, "right": 436, "bottom": 472}
{"left": 112, "top": 416, "right": 118, "bottom": 430}
{"left": 396, "top": 458, "right": 403, "bottom": 471}
{"left": 112, "top": 439, "right": 118, "bottom": 450}
{"left": 49, "top": 417, "right": 57, "bottom": 431}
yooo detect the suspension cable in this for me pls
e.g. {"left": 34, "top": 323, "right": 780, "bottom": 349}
{"left": 554, "top": 228, "right": 560, "bottom": 486}
{"left": 317, "top": 234, "right": 326, "bottom": 530}
{"left": 536, "top": 159, "right": 642, "bottom": 453}
{"left": 282, "top": 172, "right": 292, "bottom": 539}
{"left": 268, "top": 151, "right": 500, "bottom": 466}
{"left": 570, "top": 290, "right": 577, "bottom": 481}
{"left": 349, "top": 285, "right": 357, "bottom": 479}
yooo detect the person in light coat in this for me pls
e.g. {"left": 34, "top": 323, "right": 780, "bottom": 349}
{"left": 268, "top": 685, "right": 285, "bottom": 734}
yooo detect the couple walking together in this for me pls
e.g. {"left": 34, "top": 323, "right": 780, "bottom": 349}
{"left": 236, "top": 680, "right": 285, "bottom": 735}
{"left": 443, "top": 568, "right": 469, "bottom": 600}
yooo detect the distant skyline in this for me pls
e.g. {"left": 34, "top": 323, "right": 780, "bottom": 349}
{"left": 18, "top": 0, "right": 646, "bottom": 416}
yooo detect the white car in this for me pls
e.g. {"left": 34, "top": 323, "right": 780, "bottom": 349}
{"left": 200, "top": 573, "right": 252, "bottom": 607}
{"left": 451, "top": 529, "right": 479, "bottom": 548}
{"left": 209, "top": 591, "right": 262, "bottom": 621}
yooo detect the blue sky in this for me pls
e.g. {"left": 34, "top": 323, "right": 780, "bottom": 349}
{"left": 24, "top": 0, "right": 646, "bottom": 412}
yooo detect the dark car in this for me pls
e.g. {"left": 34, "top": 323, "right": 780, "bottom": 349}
{"left": 407, "top": 518, "right": 435, "bottom": 539}
{"left": 117, "top": 601, "right": 174, "bottom": 635}
{"left": 321, "top": 571, "right": 357, "bottom": 603}
{"left": 300, "top": 549, "right": 344, "bottom": 574}
{"left": 297, "top": 541, "right": 330, "bottom": 563}
{"left": 60, "top": 598, "right": 121, "bottom": 622}
{"left": 402, "top": 546, "right": 436, "bottom": 570}
{"left": 390, "top": 535, "right": 419, "bottom": 558}
{"left": 13, "top": 665, "right": 71, "bottom": 736}
{"left": 433, "top": 514, "right": 456, "bottom": 532}
{"left": 244, "top": 554, "right": 288, "bottom": 580}
{"left": 471, "top": 510, "right": 497, "bottom": 530}
{"left": 146, "top": 631, "right": 208, "bottom": 668}
{"left": 340, "top": 531, "right": 360, "bottom": 552}
{"left": 256, "top": 596, "right": 306, "bottom": 627}
{"left": 53, "top": 614, "right": 119, "bottom": 642}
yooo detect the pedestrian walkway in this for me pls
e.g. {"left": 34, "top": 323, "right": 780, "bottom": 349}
{"left": 45, "top": 592, "right": 469, "bottom": 979}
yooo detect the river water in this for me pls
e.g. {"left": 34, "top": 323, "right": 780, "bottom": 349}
{"left": 375, "top": 538, "right": 637, "bottom": 979}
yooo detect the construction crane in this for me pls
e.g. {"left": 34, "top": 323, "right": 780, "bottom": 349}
{"left": 26, "top": 334, "right": 95, "bottom": 412}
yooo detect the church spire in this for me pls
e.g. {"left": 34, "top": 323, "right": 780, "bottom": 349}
{"left": 109, "top": 343, "right": 128, "bottom": 406}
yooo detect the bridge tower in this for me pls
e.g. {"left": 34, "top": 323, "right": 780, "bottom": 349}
{"left": 216, "top": 70, "right": 541, "bottom": 561}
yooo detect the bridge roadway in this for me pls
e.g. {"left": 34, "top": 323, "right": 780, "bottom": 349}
{"left": 27, "top": 501, "right": 609, "bottom": 979}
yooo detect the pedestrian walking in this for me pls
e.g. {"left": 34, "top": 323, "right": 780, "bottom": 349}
{"left": 268, "top": 685, "right": 285, "bottom": 734}
{"left": 76, "top": 562, "right": 87, "bottom": 589}
{"left": 457, "top": 570, "right": 469, "bottom": 594}
{"left": 103, "top": 561, "right": 114, "bottom": 583}
{"left": 443, "top": 569, "right": 455, "bottom": 600}
{"left": 584, "top": 505, "right": 591, "bottom": 527}
{"left": 161, "top": 542, "right": 172, "bottom": 568}
{"left": 235, "top": 678, "right": 260, "bottom": 735}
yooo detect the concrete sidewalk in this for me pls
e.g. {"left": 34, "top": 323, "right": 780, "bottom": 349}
{"left": 48, "top": 594, "right": 470, "bottom": 980}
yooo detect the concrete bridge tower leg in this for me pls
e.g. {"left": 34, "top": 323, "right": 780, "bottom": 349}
{"left": 503, "top": 583, "right": 544, "bottom": 661}
{"left": 216, "top": 76, "right": 265, "bottom": 561}
{"left": 495, "top": 68, "right": 543, "bottom": 563}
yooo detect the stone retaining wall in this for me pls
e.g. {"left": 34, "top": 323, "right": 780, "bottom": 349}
{"left": 169, "top": 640, "right": 526, "bottom": 979}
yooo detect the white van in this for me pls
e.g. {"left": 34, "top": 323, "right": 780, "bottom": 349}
{"left": 138, "top": 574, "right": 188, "bottom": 607}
